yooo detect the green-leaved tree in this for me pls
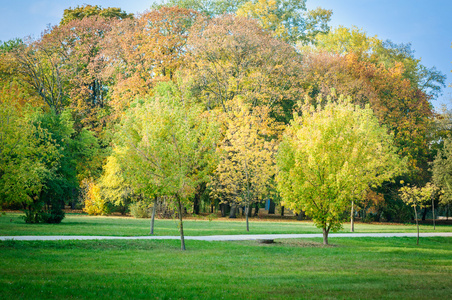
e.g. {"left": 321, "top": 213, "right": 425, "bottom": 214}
{"left": 115, "top": 83, "right": 218, "bottom": 250}
{"left": 276, "top": 96, "right": 405, "bottom": 245}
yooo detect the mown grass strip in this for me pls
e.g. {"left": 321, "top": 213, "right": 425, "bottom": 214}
{"left": 0, "top": 237, "right": 451, "bottom": 299}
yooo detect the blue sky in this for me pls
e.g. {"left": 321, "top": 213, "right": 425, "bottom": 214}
{"left": 1, "top": 0, "right": 451, "bottom": 109}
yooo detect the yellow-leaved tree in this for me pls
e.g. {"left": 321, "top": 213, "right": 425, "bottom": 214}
{"left": 210, "top": 99, "right": 280, "bottom": 231}
{"left": 399, "top": 182, "right": 439, "bottom": 245}
{"left": 276, "top": 96, "right": 405, "bottom": 245}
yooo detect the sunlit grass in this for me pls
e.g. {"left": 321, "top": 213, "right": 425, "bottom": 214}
{"left": 0, "top": 237, "right": 451, "bottom": 299}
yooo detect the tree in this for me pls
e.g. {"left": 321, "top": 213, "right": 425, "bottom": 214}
{"left": 102, "top": 6, "right": 200, "bottom": 114}
{"left": 276, "top": 97, "right": 404, "bottom": 245}
{"left": 0, "top": 100, "right": 59, "bottom": 213}
{"left": 97, "top": 155, "right": 136, "bottom": 215}
{"left": 5, "top": 17, "right": 116, "bottom": 135}
{"left": 10, "top": 36, "right": 69, "bottom": 114}
{"left": 185, "top": 14, "right": 304, "bottom": 123}
{"left": 60, "top": 4, "right": 133, "bottom": 25}
{"left": 160, "top": 0, "right": 332, "bottom": 44}
{"left": 47, "top": 17, "right": 114, "bottom": 132}
{"left": 299, "top": 51, "right": 433, "bottom": 182}
{"left": 157, "top": 0, "right": 245, "bottom": 17}
{"left": 115, "top": 83, "right": 218, "bottom": 250}
{"left": 28, "top": 109, "right": 102, "bottom": 223}
{"left": 432, "top": 139, "right": 452, "bottom": 207}
{"left": 209, "top": 99, "right": 278, "bottom": 231}
{"left": 237, "top": 0, "right": 332, "bottom": 44}
{"left": 399, "top": 182, "right": 438, "bottom": 244}
{"left": 312, "top": 26, "right": 446, "bottom": 99}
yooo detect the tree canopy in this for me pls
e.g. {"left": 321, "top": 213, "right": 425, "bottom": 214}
{"left": 114, "top": 83, "right": 219, "bottom": 249}
{"left": 276, "top": 97, "right": 404, "bottom": 244}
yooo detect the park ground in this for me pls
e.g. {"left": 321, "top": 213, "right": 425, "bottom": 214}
{"left": 1, "top": 212, "right": 451, "bottom": 299}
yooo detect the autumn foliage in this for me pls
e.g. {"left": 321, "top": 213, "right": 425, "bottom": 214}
{"left": 0, "top": 2, "right": 446, "bottom": 233}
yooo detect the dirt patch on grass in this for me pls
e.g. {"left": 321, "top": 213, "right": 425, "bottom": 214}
{"left": 260, "top": 239, "right": 338, "bottom": 248}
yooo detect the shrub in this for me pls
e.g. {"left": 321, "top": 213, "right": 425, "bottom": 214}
{"left": 129, "top": 201, "right": 150, "bottom": 218}
{"left": 82, "top": 180, "right": 109, "bottom": 215}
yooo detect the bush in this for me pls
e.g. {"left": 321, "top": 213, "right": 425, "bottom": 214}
{"left": 129, "top": 201, "right": 151, "bottom": 218}
{"left": 22, "top": 197, "right": 65, "bottom": 224}
{"left": 82, "top": 180, "right": 109, "bottom": 216}
{"left": 41, "top": 203, "right": 65, "bottom": 224}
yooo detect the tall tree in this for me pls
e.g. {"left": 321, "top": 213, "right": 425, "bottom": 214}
{"left": 276, "top": 97, "right": 404, "bottom": 245}
{"left": 60, "top": 4, "right": 133, "bottom": 25}
{"left": 160, "top": 0, "right": 332, "bottom": 44}
{"left": 158, "top": 0, "right": 245, "bottom": 16}
{"left": 115, "top": 83, "right": 218, "bottom": 250}
{"left": 237, "top": 0, "right": 332, "bottom": 44}
{"left": 432, "top": 139, "right": 452, "bottom": 207}
{"left": 0, "top": 100, "right": 58, "bottom": 212}
{"left": 185, "top": 14, "right": 303, "bottom": 123}
{"left": 0, "top": 39, "right": 43, "bottom": 108}
{"left": 43, "top": 17, "right": 114, "bottom": 131}
{"left": 103, "top": 6, "right": 200, "bottom": 114}
{"left": 10, "top": 36, "right": 68, "bottom": 114}
{"left": 312, "top": 26, "right": 446, "bottom": 99}
{"left": 300, "top": 51, "right": 432, "bottom": 182}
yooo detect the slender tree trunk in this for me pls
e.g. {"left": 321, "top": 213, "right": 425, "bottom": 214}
{"left": 253, "top": 202, "right": 259, "bottom": 217}
{"left": 422, "top": 207, "right": 428, "bottom": 221}
{"left": 350, "top": 200, "right": 355, "bottom": 232}
{"left": 245, "top": 204, "right": 249, "bottom": 232}
{"left": 229, "top": 203, "right": 237, "bottom": 218}
{"left": 322, "top": 227, "right": 329, "bottom": 245}
{"left": 432, "top": 198, "right": 436, "bottom": 230}
{"left": 150, "top": 196, "right": 157, "bottom": 235}
{"left": 220, "top": 203, "right": 225, "bottom": 217}
{"left": 193, "top": 194, "right": 200, "bottom": 215}
{"left": 177, "top": 195, "right": 186, "bottom": 251}
{"left": 280, "top": 206, "right": 284, "bottom": 216}
{"left": 414, "top": 205, "right": 419, "bottom": 245}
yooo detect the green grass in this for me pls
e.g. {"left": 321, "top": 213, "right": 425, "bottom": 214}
{"left": 0, "top": 237, "right": 451, "bottom": 299}
{"left": 1, "top": 212, "right": 451, "bottom": 237}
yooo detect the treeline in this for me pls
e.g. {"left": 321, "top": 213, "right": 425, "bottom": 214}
{"left": 0, "top": 1, "right": 450, "bottom": 235}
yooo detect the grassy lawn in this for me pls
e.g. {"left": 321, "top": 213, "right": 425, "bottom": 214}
{"left": 1, "top": 212, "right": 451, "bottom": 237}
{"left": 0, "top": 237, "right": 451, "bottom": 299}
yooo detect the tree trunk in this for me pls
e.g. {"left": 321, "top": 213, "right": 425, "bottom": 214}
{"left": 322, "top": 227, "right": 329, "bottom": 245}
{"left": 414, "top": 205, "right": 419, "bottom": 245}
{"left": 268, "top": 199, "right": 275, "bottom": 214}
{"left": 296, "top": 211, "right": 304, "bottom": 220}
{"left": 350, "top": 200, "right": 355, "bottom": 232}
{"left": 280, "top": 206, "right": 285, "bottom": 216}
{"left": 193, "top": 182, "right": 206, "bottom": 215}
{"left": 253, "top": 202, "right": 259, "bottom": 217}
{"left": 432, "top": 198, "right": 436, "bottom": 230}
{"left": 150, "top": 197, "right": 157, "bottom": 235}
{"left": 193, "top": 194, "right": 200, "bottom": 215}
{"left": 220, "top": 203, "right": 226, "bottom": 217}
{"left": 245, "top": 204, "right": 249, "bottom": 232}
{"left": 229, "top": 203, "right": 237, "bottom": 218}
{"left": 177, "top": 195, "right": 186, "bottom": 251}
{"left": 71, "top": 187, "right": 77, "bottom": 209}
{"left": 422, "top": 207, "right": 428, "bottom": 221}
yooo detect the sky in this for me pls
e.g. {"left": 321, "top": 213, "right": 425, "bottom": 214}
{"left": 1, "top": 0, "right": 451, "bottom": 110}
